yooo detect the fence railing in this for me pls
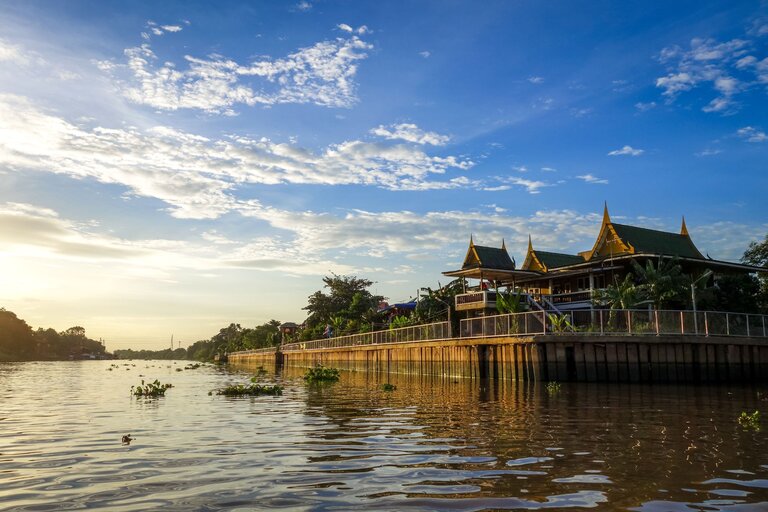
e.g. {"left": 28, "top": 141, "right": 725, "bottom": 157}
{"left": 281, "top": 321, "right": 451, "bottom": 352}
{"left": 460, "top": 309, "right": 768, "bottom": 338}
{"left": 230, "top": 310, "right": 767, "bottom": 357}
{"left": 229, "top": 346, "right": 278, "bottom": 356}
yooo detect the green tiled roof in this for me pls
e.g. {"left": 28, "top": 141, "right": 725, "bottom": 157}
{"left": 465, "top": 245, "right": 515, "bottom": 270}
{"left": 536, "top": 251, "right": 584, "bottom": 269}
{"left": 612, "top": 223, "right": 704, "bottom": 259}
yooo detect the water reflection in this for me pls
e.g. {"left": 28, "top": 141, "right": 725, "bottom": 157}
{"left": 0, "top": 361, "right": 765, "bottom": 511}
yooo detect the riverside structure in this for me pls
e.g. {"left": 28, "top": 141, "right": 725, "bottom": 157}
{"left": 230, "top": 206, "right": 768, "bottom": 383}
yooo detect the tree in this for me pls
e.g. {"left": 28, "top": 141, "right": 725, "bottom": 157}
{"left": 302, "top": 274, "right": 384, "bottom": 338}
{"left": 413, "top": 279, "right": 464, "bottom": 334}
{"left": 743, "top": 234, "right": 768, "bottom": 312}
{"left": 592, "top": 273, "right": 646, "bottom": 310}
{"left": 0, "top": 308, "right": 35, "bottom": 360}
{"left": 631, "top": 257, "right": 686, "bottom": 310}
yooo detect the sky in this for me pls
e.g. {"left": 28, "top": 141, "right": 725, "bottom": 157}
{"left": 0, "top": 1, "right": 767, "bottom": 350}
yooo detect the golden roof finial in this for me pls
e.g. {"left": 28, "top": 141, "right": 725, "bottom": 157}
{"left": 527, "top": 234, "right": 533, "bottom": 252}
{"left": 501, "top": 238, "right": 507, "bottom": 251}
{"left": 602, "top": 201, "right": 611, "bottom": 225}
{"left": 681, "top": 216, "right": 689, "bottom": 236}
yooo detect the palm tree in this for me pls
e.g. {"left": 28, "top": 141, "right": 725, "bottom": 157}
{"left": 592, "top": 274, "right": 646, "bottom": 325}
{"left": 593, "top": 274, "right": 645, "bottom": 309}
{"left": 631, "top": 257, "right": 685, "bottom": 310}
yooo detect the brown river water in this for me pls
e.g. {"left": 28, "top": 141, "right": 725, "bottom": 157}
{"left": 0, "top": 360, "right": 766, "bottom": 511}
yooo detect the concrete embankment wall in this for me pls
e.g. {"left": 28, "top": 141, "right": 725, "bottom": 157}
{"left": 229, "top": 335, "right": 768, "bottom": 383}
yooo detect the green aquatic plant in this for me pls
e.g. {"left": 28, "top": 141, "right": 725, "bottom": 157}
{"left": 381, "top": 383, "right": 396, "bottom": 391}
{"left": 738, "top": 411, "right": 761, "bottom": 431}
{"left": 254, "top": 366, "right": 268, "bottom": 377}
{"left": 184, "top": 363, "right": 201, "bottom": 370}
{"left": 132, "top": 379, "right": 173, "bottom": 398}
{"left": 304, "top": 365, "right": 341, "bottom": 383}
{"left": 216, "top": 383, "right": 283, "bottom": 396}
{"left": 546, "top": 381, "right": 562, "bottom": 394}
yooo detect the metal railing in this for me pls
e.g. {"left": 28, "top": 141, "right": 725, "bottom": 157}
{"left": 460, "top": 309, "right": 768, "bottom": 338}
{"left": 281, "top": 321, "right": 451, "bottom": 352}
{"left": 229, "top": 346, "right": 278, "bottom": 356}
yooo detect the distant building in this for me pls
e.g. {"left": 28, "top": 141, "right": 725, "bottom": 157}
{"left": 444, "top": 204, "right": 765, "bottom": 314}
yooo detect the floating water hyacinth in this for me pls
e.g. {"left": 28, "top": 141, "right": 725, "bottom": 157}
{"left": 131, "top": 379, "right": 173, "bottom": 398}
{"left": 304, "top": 365, "right": 340, "bottom": 383}
{"left": 215, "top": 383, "right": 283, "bottom": 396}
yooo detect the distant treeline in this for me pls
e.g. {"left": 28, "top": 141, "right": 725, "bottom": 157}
{"left": 0, "top": 308, "right": 108, "bottom": 362}
{"left": 114, "top": 320, "right": 282, "bottom": 361}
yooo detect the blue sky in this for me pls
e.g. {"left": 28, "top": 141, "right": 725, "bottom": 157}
{"left": 1, "top": 1, "right": 766, "bottom": 349}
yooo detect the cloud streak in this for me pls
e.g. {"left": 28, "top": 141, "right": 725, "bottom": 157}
{"left": 0, "top": 94, "right": 475, "bottom": 219}
{"left": 608, "top": 145, "right": 644, "bottom": 156}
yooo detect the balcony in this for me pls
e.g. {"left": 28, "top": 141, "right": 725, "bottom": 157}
{"left": 455, "top": 290, "right": 498, "bottom": 311}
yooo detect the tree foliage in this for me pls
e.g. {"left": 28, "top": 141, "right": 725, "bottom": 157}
{"left": 413, "top": 279, "right": 464, "bottom": 333}
{"left": 631, "top": 257, "right": 686, "bottom": 310}
{"left": 0, "top": 308, "right": 107, "bottom": 361}
{"left": 301, "top": 274, "right": 384, "bottom": 339}
{"left": 592, "top": 273, "right": 646, "bottom": 310}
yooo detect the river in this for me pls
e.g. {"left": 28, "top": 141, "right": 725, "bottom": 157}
{"left": 0, "top": 360, "right": 766, "bottom": 511}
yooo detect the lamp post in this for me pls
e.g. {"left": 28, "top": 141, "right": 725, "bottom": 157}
{"left": 691, "top": 270, "right": 713, "bottom": 334}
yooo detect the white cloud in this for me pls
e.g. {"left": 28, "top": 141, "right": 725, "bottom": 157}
{"left": 635, "top": 101, "right": 657, "bottom": 112}
{"left": 576, "top": 174, "right": 609, "bottom": 184}
{"left": 527, "top": 76, "right": 544, "bottom": 84}
{"left": 541, "top": 167, "right": 557, "bottom": 172}
{"left": 419, "top": 51, "right": 431, "bottom": 58}
{"left": 570, "top": 107, "right": 592, "bottom": 117}
{"left": 0, "top": 94, "right": 475, "bottom": 219}
{"left": 0, "top": 202, "right": 354, "bottom": 278}
{"left": 655, "top": 36, "right": 764, "bottom": 114}
{"left": 501, "top": 177, "right": 551, "bottom": 195}
{"left": 99, "top": 30, "right": 372, "bottom": 113}
{"left": 0, "top": 38, "right": 24, "bottom": 63}
{"left": 695, "top": 148, "right": 722, "bottom": 157}
{"left": 337, "top": 24, "right": 369, "bottom": 35}
{"left": 608, "top": 145, "right": 644, "bottom": 156}
{"left": 737, "top": 126, "right": 768, "bottom": 142}
{"left": 370, "top": 123, "right": 450, "bottom": 146}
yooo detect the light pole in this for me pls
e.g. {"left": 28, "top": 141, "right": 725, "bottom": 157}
{"left": 691, "top": 270, "right": 713, "bottom": 334}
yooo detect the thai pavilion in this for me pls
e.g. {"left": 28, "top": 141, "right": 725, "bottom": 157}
{"left": 443, "top": 204, "right": 765, "bottom": 315}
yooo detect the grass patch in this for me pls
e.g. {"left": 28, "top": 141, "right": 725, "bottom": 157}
{"left": 546, "top": 381, "right": 562, "bottom": 394}
{"left": 132, "top": 379, "right": 173, "bottom": 398}
{"left": 304, "top": 365, "right": 340, "bottom": 383}
{"left": 381, "top": 383, "right": 396, "bottom": 391}
{"left": 216, "top": 383, "right": 283, "bottom": 396}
